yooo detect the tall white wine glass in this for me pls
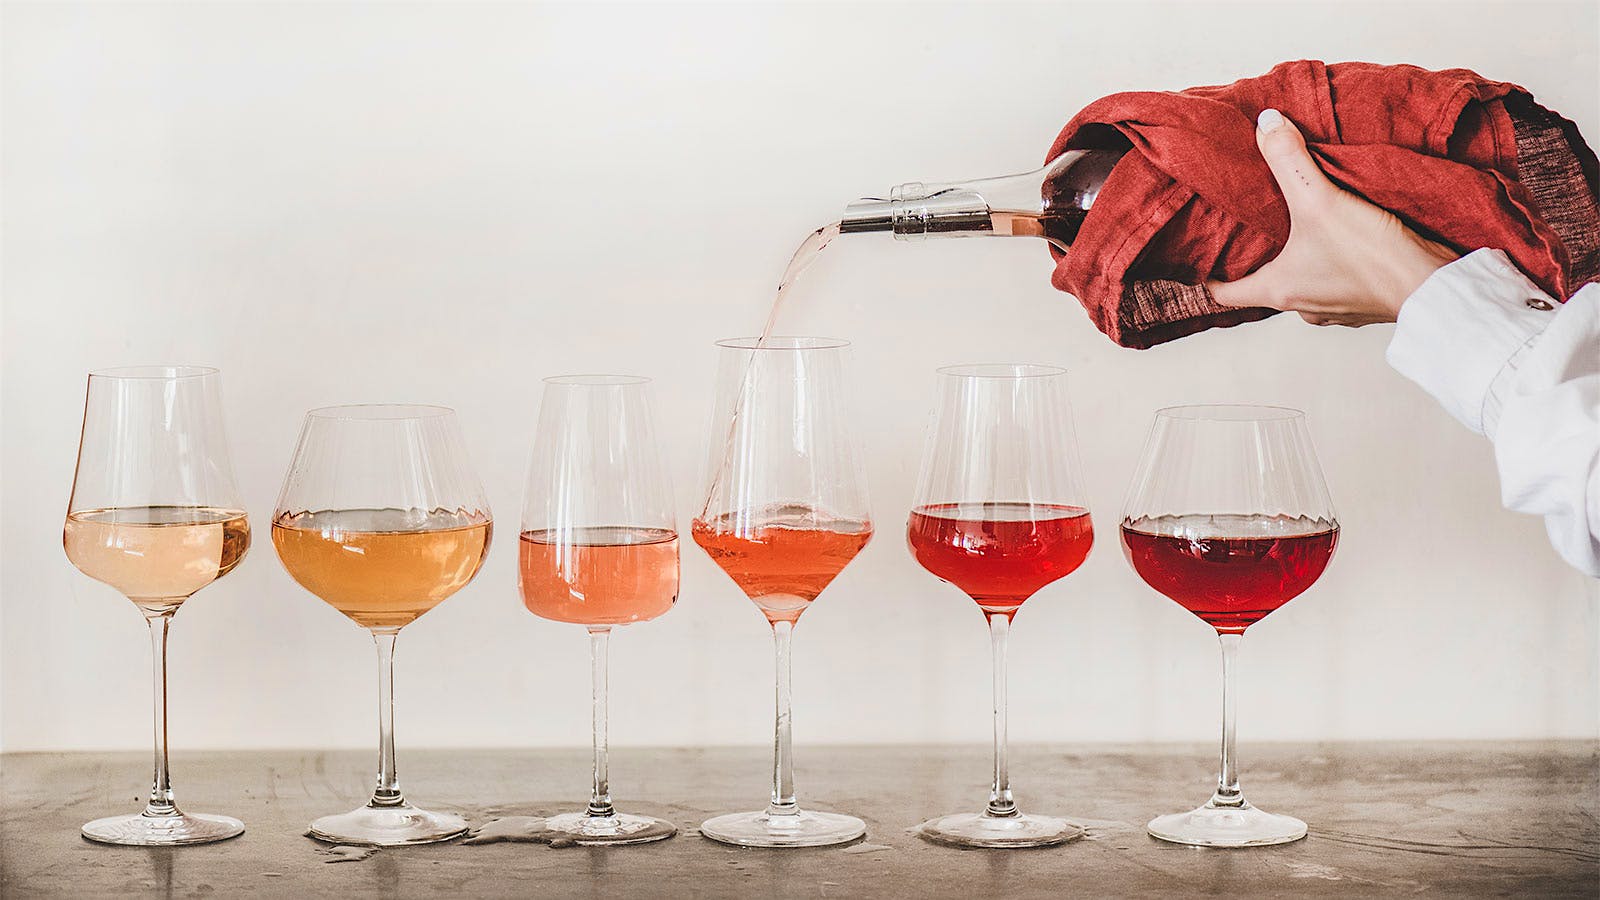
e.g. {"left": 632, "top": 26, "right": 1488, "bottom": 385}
{"left": 64, "top": 365, "right": 249, "bottom": 846}
{"left": 1122, "top": 404, "right": 1338, "bottom": 847}
{"left": 519, "top": 375, "right": 679, "bottom": 845}
{"left": 273, "top": 404, "right": 492, "bottom": 846}
{"left": 693, "top": 337, "right": 873, "bottom": 848}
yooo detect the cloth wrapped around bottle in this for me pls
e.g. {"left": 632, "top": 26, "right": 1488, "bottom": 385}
{"left": 1049, "top": 60, "right": 1599, "bottom": 349}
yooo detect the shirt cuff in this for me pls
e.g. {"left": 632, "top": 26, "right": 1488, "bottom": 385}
{"left": 1386, "top": 249, "right": 1558, "bottom": 436}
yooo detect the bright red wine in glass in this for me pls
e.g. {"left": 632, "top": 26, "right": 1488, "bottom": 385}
{"left": 1120, "top": 514, "right": 1337, "bottom": 633}
{"left": 908, "top": 502, "right": 1093, "bottom": 615}
{"left": 907, "top": 363, "right": 1092, "bottom": 849}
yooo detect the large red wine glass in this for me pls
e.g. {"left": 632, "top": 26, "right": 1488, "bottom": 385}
{"left": 518, "top": 375, "right": 679, "bottom": 845}
{"left": 694, "top": 337, "right": 873, "bottom": 848}
{"left": 908, "top": 363, "right": 1092, "bottom": 848}
{"left": 1121, "top": 404, "right": 1338, "bottom": 847}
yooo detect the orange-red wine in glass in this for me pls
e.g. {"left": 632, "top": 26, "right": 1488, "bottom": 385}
{"left": 907, "top": 502, "right": 1093, "bottom": 615}
{"left": 1120, "top": 514, "right": 1338, "bottom": 633}
{"left": 691, "top": 509, "right": 872, "bottom": 624}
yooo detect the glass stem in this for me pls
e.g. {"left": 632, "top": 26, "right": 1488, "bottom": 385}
{"left": 370, "top": 630, "right": 404, "bottom": 808}
{"left": 985, "top": 613, "right": 1017, "bottom": 818}
{"left": 1211, "top": 632, "right": 1245, "bottom": 808}
{"left": 767, "top": 619, "right": 798, "bottom": 817}
{"left": 143, "top": 611, "right": 177, "bottom": 818}
{"left": 587, "top": 627, "right": 615, "bottom": 819}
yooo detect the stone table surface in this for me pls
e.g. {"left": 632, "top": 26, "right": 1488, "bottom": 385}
{"left": 2, "top": 743, "right": 1597, "bottom": 898}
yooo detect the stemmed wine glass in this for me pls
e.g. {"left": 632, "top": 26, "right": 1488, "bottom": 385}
{"left": 272, "top": 404, "right": 492, "bottom": 846}
{"left": 693, "top": 337, "right": 873, "bottom": 848}
{"left": 1121, "top": 404, "right": 1338, "bottom": 847}
{"left": 518, "top": 375, "right": 679, "bottom": 845}
{"left": 908, "top": 364, "right": 1093, "bottom": 848}
{"left": 64, "top": 366, "right": 249, "bottom": 845}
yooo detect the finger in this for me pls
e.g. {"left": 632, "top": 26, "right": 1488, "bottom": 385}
{"left": 1255, "top": 109, "right": 1335, "bottom": 213}
{"left": 1298, "top": 311, "right": 1332, "bottom": 326}
{"left": 1207, "top": 269, "right": 1286, "bottom": 310}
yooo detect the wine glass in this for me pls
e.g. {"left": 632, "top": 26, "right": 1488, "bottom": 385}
{"left": 519, "top": 375, "right": 679, "bottom": 845}
{"left": 693, "top": 337, "right": 873, "bottom": 848}
{"left": 907, "top": 364, "right": 1092, "bottom": 848}
{"left": 64, "top": 365, "right": 249, "bottom": 845}
{"left": 272, "top": 404, "right": 492, "bottom": 846}
{"left": 1121, "top": 404, "right": 1338, "bottom": 847}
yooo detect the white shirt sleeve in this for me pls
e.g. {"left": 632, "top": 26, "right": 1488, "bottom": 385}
{"left": 1386, "top": 248, "right": 1600, "bottom": 577}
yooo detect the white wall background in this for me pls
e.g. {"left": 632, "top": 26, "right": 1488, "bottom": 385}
{"left": 3, "top": 1, "right": 1596, "bottom": 754}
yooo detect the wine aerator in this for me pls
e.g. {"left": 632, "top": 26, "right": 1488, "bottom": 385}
{"left": 838, "top": 147, "right": 1125, "bottom": 248}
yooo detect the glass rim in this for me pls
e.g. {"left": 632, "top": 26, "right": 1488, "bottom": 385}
{"left": 715, "top": 335, "right": 850, "bottom": 351}
{"left": 542, "top": 373, "right": 652, "bottom": 387}
{"left": 88, "top": 365, "right": 219, "bottom": 380}
{"left": 1155, "top": 404, "right": 1304, "bottom": 422}
{"left": 305, "top": 403, "right": 455, "bottom": 421}
{"left": 936, "top": 362, "right": 1067, "bottom": 379}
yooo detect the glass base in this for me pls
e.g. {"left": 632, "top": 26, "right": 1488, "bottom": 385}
{"left": 917, "top": 811, "right": 1084, "bottom": 849}
{"left": 82, "top": 811, "right": 244, "bottom": 846}
{"left": 699, "top": 809, "right": 865, "bottom": 848}
{"left": 1147, "top": 800, "right": 1306, "bottom": 847}
{"left": 543, "top": 812, "right": 677, "bottom": 846}
{"left": 309, "top": 802, "right": 468, "bottom": 846}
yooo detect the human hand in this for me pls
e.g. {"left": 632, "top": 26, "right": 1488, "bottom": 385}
{"left": 1208, "top": 108, "right": 1460, "bottom": 327}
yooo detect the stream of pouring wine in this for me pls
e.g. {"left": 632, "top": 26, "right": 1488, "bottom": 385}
{"left": 703, "top": 222, "right": 843, "bottom": 519}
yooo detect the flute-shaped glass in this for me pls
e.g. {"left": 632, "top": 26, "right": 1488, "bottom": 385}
{"left": 693, "top": 337, "right": 873, "bottom": 848}
{"left": 64, "top": 366, "right": 249, "bottom": 846}
{"left": 907, "top": 364, "right": 1092, "bottom": 848}
{"left": 519, "top": 375, "right": 679, "bottom": 845}
{"left": 272, "top": 405, "right": 492, "bottom": 846}
{"left": 1121, "top": 405, "right": 1338, "bottom": 847}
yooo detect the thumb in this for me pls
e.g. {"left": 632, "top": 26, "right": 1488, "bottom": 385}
{"left": 1254, "top": 108, "right": 1335, "bottom": 214}
{"left": 1206, "top": 263, "right": 1286, "bottom": 310}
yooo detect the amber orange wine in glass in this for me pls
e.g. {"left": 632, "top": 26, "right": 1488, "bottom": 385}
{"left": 273, "top": 510, "right": 492, "bottom": 630}
{"left": 64, "top": 366, "right": 249, "bottom": 846}
{"left": 273, "top": 404, "right": 491, "bottom": 847}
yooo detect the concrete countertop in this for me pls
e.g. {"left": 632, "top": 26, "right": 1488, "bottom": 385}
{"left": 2, "top": 743, "right": 1596, "bottom": 897}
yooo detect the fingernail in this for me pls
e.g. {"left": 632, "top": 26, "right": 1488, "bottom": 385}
{"left": 1257, "top": 108, "right": 1285, "bottom": 133}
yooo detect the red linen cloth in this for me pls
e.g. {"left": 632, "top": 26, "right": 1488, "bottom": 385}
{"left": 1049, "top": 60, "right": 1600, "bottom": 348}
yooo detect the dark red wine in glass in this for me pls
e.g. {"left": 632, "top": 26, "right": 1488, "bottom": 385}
{"left": 908, "top": 502, "right": 1093, "bottom": 616}
{"left": 1120, "top": 514, "right": 1337, "bottom": 633}
{"left": 1121, "top": 404, "right": 1338, "bottom": 848}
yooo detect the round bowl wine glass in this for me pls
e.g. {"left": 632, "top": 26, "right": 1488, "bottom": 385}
{"left": 1121, "top": 404, "right": 1338, "bottom": 847}
{"left": 693, "top": 337, "right": 873, "bottom": 848}
{"left": 64, "top": 365, "right": 249, "bottom": 845}
{"left": 272, "top": 404, "right": 492, "bottom": 846}
{"left": 519, "top": 375, "right": 679, "bottom": 845}
{"left": 908, "top": 364, "right": 1092, "bottom": 848}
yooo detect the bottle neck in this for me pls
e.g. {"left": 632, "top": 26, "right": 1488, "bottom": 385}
{"left": 840, "top": 147, "right": 1123, "bottom": 251}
